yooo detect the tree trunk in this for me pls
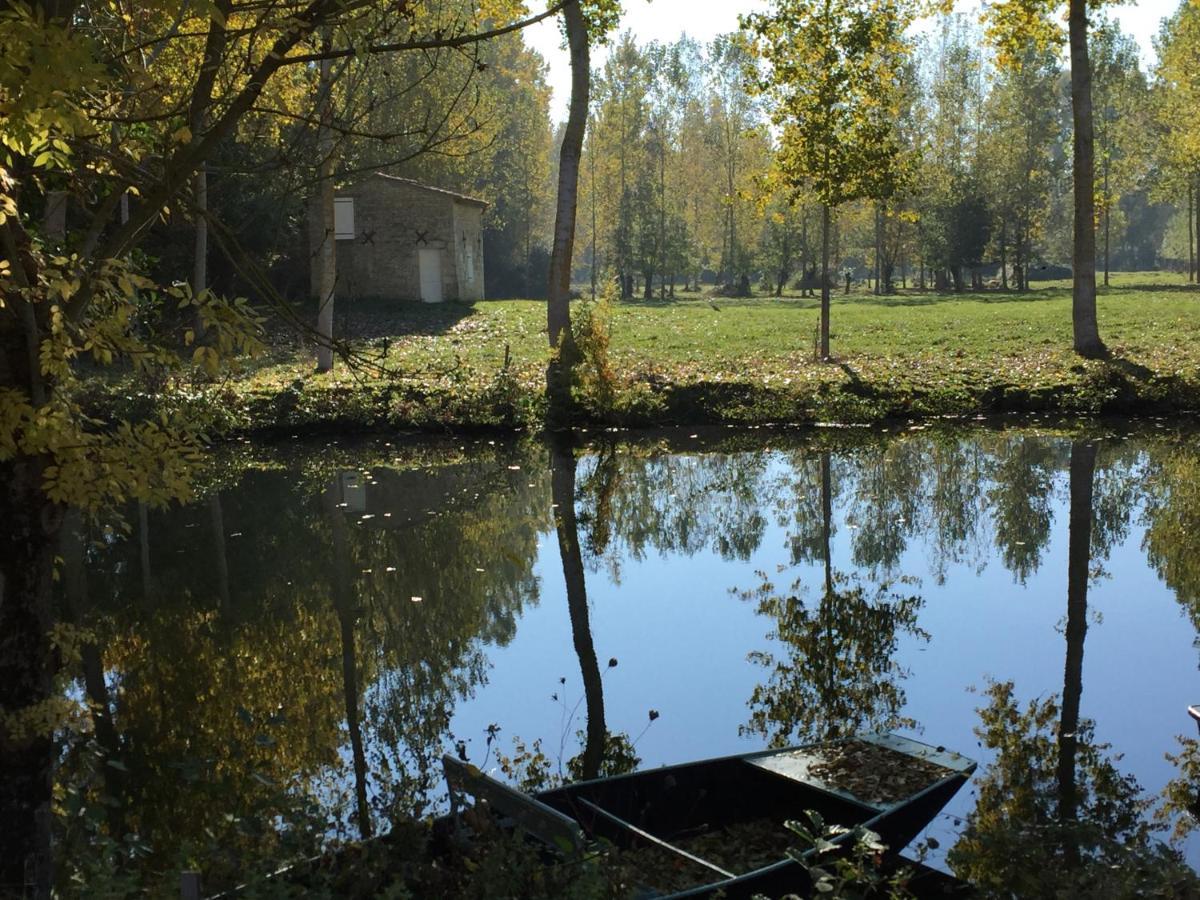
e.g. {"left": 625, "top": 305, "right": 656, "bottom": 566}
{"left": 210, "top": 493, "right": 231, "bottom": 613}
{"left": 658, "top": 130, "right": 667, "bottom": 300}
{"left": 590, "top": 141, "right": 597, "bottom": 301}
{"left": 193, "top": 163, "right": 208, "bottom": 339}
{"left": 819, "top": 451, "right": 838, "bottom": 739}
{"left": 1102, "top": 157, "right": 1110, "bottom": 288}
{"left": 1000, "top": 220, "right": 1008, "bottom": 290}
{"left": 802, "top": 211, "right": 812, "bottom": 297}
{"left": 874, "top": 203, "right": 883, "bottom": 296}
{"left": 1015, "top": 228, "right": 1026, "bottom": 291}
{"left": 325, "top": 484, "right": 372, "bottom": 840}
{"left": 1068, "top": 0, "right": 1107, "bottom": 358}
{"left": 1191, "top": 182, "right": 1197, "bottom": 283}
{"left": 820, "top": 204, "right": 831, "bottom": 361}
{"left": 546, "top": 0, "right": 589, "bottom": 423}
{"left": 550, "top": 439, "right": 606, "bottom": 780}
{"left": 0, "top": 458, "right": 58, "bottom": 900}
{"left": 315, "top": 48, "right": 336, "bottom": 373}
{"left": 1058, "top": 440, "right": 1095, "bottom": 869}
{"left": 61, "top": 512, "right": 127, "bottom": 844}
{"left": 1190, "top": 177, "right": 1200, "bottom": 283}
{"left": 138, "top": 501, "right": 153, "bottom": 603}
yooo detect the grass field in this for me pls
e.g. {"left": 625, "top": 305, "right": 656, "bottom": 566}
{"left": 205, "top": 273, "right": 1200, "bottom": 432}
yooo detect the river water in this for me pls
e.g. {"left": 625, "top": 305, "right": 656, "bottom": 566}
{"left": 34, "top": 423, "right": 1200, "bottom": 894}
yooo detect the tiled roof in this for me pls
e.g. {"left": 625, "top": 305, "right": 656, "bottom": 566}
{"left": 373, "top": 173, "right": 488, "bottom": 208}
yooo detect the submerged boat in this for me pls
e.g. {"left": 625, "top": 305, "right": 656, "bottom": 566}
{"left": 444, "top": 732, "right": 977, "bottom": 899}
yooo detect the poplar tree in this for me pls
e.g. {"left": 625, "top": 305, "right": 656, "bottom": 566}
{"left": 984, "top": 0, "right": 1108, "bottom": 357}
{"left": 546, "top": 0, "right": 622, "bottom": 421}
{"left": 1153, "top": 1, "right": 1200, "bottom": 282}
{"left": 747, "top": 0, "right": 915, "bottom": 361}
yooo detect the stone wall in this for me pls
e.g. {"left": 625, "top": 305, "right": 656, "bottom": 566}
{"left": 451, "top": 201, "right": 485, "bottom": 302}
{"left": 308, "top": 174, "right": 487, "bottom": 302}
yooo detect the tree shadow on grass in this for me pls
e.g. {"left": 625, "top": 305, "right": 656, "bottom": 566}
{"left": 1103, "top": 356, "right": 1154, "bottom": 381}
{"left": 618, "top": 296, "right": 711, "bottom": 309}
{"left": 837, "top": 362, "right": 888, "bottom": 400}
{"left": 332, "top": 297, "right": 478, "bottom": 340}
{"left": 838, "top": 288, "right": 1063, "bottom": 308}
{"left": 249, "top": 298, "right": 481, "bottom": 377}
{"left": 1104, "top": 283, "right": 1200, "bottom": 294}
{"left": 263, "top": 296, "right": 478, "bottom": 344}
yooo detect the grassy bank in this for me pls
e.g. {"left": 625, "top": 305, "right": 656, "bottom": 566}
{"left": 160, "top": 274, "right": 1200, "bottom": 434}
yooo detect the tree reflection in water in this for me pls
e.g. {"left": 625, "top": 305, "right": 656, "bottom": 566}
{"left": 551, "top": 436, "right": 608, "bottom": 780}
{"left": 948, "top": 441, "right": 1199, "bottom": 897}
{"left": 741, "top": 450, "right": 928, "bottom": 745}
{"left": 43, "top": 442, "right": 550, "bottom": 894}
{"left": 5, "top": 428, "right": 1200, "bottom": 895}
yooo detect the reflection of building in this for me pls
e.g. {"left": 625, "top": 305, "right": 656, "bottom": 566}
{"left": 338, "top": 472, "right": 367, "bottom": 513}
{"left": 308, "top": 174, "right": 487, "bottom": 303}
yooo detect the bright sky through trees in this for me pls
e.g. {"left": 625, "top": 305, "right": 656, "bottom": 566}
{"left": 527, "top": 0, "right": 1178, "bottom": 121}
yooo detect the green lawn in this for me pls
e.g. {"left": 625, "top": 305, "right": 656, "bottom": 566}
{"left": 216, "top": 273, "right": 1200, "bottom": 431}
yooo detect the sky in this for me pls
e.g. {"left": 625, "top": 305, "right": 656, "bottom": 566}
{"left": 524, "top": 0, "right": 1183, "bottom": 122}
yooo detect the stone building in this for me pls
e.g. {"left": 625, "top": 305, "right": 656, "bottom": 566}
{"left": 310, "top": 174, "right": 487, "bottom": 303}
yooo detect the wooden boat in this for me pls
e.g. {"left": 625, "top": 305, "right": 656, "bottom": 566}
{"left": 444, "top": 732, "right": 977, "bottom": 899}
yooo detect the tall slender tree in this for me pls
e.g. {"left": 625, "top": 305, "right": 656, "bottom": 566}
{"left": 546, "top": 0, "right": 621, "bottom": 421}
{"left": 984, "top": 0, "right": 1107, "bottom": 356}
{"left": 748, "top": 0, "right": 915, "bottom": 360}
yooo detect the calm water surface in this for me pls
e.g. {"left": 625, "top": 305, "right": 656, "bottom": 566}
{"left": 37, "top": 424, "right": 1200, "bottom": 893}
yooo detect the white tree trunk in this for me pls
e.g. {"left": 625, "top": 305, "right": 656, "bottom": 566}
{"left": 316, "top": 52, "right": 336, "bottom": 373}
{"left": 193, "top": 163, "right": 208, "bottom": 339}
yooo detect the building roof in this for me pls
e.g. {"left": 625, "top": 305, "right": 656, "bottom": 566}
{"left": 373, "top": 173, "right": 488, "bottom": 209}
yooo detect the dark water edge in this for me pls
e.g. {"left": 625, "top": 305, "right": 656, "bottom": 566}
{"left": 6, "top": 418, "right": 1200, "bottom": 897}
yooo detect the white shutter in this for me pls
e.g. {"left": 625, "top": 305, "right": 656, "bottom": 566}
{"left": 333, "top": 197, "right": 355, "bottom": 240}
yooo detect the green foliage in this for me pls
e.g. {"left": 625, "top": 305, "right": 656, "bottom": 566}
{"left": 742, "top": 572, "right": 927, "bottom": 746}
{"left": 0, "top": 220, "right": 265, "bottom": 513}
{"left": 948, "top": 680, "right": 1200, "bottom": 899}
{"left": 780, "top": 810, "right": 916, "bottom": 899}
{"left": 566, "top": 731, "right": 640, "bottom": 782}
{"left": 495, "top": 736, "right": 559, "bottom": 793}
{"left": 747, "top": 0, "right": 916, "bottom": 210}
{"left": 1153, "top": 0, "right": 1200, "bottom": 199}
{"left": 981, "top": 0, "right": 1062, "bottom": 70}
{"left": 570, "top": 289, "right": 618, "bottom": 414}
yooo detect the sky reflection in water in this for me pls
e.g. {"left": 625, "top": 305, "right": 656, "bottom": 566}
{"left": 40, "top": 424, "right": 1200, "bottom": 892}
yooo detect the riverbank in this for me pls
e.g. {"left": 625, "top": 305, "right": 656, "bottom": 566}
{"left": 116, "top": 275, "right": 1200, "bottom": 436}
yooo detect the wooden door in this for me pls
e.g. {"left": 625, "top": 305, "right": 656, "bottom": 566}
{"left": 418, "top": 248, "right": 443, "bottom": 303}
